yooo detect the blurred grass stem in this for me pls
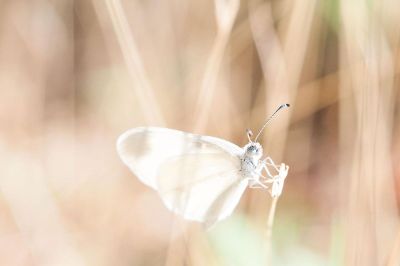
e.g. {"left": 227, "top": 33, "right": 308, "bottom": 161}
{"left": 387, "top": 226, "right": 400, "bottom": 266}
{"left": 265, "top": 196, "right": 278, "bottom": 264}
{"left": 104, "top": 0, "right": 165, "bottom": 125}
{"left": 193, "top": 0, "right": 239, "bottom": 132}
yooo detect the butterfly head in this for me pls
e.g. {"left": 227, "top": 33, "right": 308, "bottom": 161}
{"left": 243, "top": 103, "right": 289, "bottom": 161}
{"left": 244, "top": 142, "right": 263, "bottom": 160}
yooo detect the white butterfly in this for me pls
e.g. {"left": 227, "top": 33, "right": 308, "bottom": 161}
{"left": 117, "top": 104, "right": 290, "bottom": 228}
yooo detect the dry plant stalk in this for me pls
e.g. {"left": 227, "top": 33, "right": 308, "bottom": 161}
{"left": 387, "top": 227, "right": 400, "bottom": 266}
{"left": 339, "top": 1, "right": 399, "bottom": 265}
{"left": 265, "top": 196, "right": 278, "bottom": 263}
{"left": 104, "top": 0, "right": 165, "bottom": 125}
{"left": 264, "top": 159, "right": 289, "bottom": 264}
{"left": 193, "top": 0, "right": 239, "bottom": 132}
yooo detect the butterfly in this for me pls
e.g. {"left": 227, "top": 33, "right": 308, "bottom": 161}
{"left": 117, "top": 104, "right": 290, "bottom": 228}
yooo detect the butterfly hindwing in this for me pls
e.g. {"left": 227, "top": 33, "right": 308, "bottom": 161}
{"left": 157, "top": 153, "right": 247, "bottom": 224}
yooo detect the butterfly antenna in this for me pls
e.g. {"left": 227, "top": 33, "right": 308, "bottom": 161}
{"left": 246, "top": 129, "right": 253, "bottom": 143}
{"left": 254, "top": 103, "right": 290, "bottom": 142}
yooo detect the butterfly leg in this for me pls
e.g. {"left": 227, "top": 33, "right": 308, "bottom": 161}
{"left": 258, "top": 158, "right": 278, "bottom": 183}
{"left": 263, "top": 157, "right": 280, "bottom": 172}
{"left": 248, "top": 173, "right": 275, "bottom": 189}
{"left": 250, "top": 158, "right": 283, "bottom": 189}
{"left": 249, "top": 178, "right": 270, "bottom": 189}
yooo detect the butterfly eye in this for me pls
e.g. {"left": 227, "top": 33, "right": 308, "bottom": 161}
{"left": 251, "top": 147, "right": 259, "bottom": 154}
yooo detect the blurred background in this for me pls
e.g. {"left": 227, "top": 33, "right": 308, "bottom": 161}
{"left": 0, "top": 0, "right": 399, "bottom": 265}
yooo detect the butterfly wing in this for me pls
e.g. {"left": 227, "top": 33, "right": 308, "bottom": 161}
{"left": 116, "top": 127, "right": 247, "bottom": 224}
{"left": 203, "top": 179, "right": 249, "bottom": 228}
{"left": 157, "top": 153, "right": 248, "bottom": 225}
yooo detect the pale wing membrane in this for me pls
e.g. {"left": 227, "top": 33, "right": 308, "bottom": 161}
{"left": 157, "top": 153, "right": 247, "bottom": 224}
{"left": 202, "top": 179, "right": 248, "bottom": 228}
{"left": 117, "top": 127, "right": 246, "bottom": 223}
{"left": 117, "top": 127, "right": 242, "bottom": 188}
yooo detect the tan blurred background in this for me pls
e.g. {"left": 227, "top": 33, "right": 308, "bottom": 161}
{"left": 0, "top": 0, "right": 399, "bottom": 265}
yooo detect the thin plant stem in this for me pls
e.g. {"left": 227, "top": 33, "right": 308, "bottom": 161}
{"left": 265, "top": 196, "right": 279, "bottom": 264}
{"left": 192, "top": 0, "right": 239, "bottom": 132}
{"left": 386, "top": 226, "right": 400, "bottom": 266}
{"left": 103, "top": 0, "right": 165, "bottom": 125}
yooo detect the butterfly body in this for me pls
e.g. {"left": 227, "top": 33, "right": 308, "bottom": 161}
{"left": 117, "top": 103, "right": 290, "bottom": 228}
{"left": 240, "top": 143, "right": 264, "bottom": 179}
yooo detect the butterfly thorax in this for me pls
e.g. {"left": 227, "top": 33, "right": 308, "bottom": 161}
{"left": 240, "top": 142, "right": 263, "bottom": 178}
